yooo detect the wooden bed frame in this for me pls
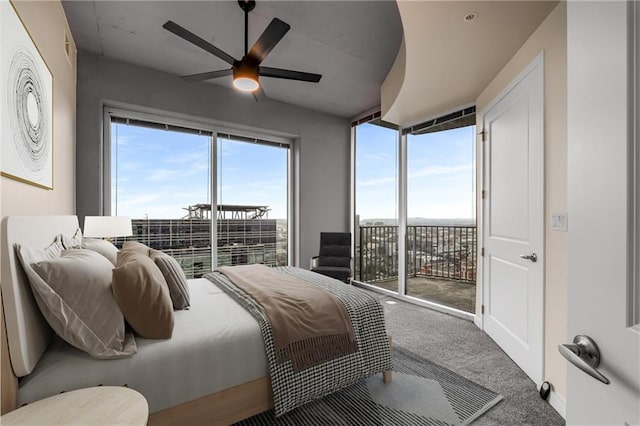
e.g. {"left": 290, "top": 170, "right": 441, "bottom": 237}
{"left": 0, "top": 216, "right": 392, "bottom": 425}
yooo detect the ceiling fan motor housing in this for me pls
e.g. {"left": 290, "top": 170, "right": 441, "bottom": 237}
{"left": 233, "top": 59, "right": 260, "bottom": 91}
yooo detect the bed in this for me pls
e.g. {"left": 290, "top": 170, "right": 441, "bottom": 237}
{"left": 0, "top": 215, "right": 392, "bottom": 425}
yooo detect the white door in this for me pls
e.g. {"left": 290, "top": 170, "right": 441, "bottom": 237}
{"left": 565, "top": 2, "right": 640, "bottom": 424}
{"left": 481, "top": 54, "right": 544, "bottom": 385}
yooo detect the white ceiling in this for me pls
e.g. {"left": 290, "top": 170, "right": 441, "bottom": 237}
{"left": 383, "top": 1, "right": 558, "bottom": 126}
{"left": 61, "top": 0, "right": 404, "bottom": 118}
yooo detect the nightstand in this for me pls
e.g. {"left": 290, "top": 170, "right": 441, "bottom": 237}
{"left": 1, "top": 386, "right": 148, "bottom": 425}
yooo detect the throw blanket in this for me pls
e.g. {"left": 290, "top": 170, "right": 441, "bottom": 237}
{"left": 217, "top": 264, "right": 357, "bottom": 371}
{"left": 204, "top": 266, "right": 392, "bottom": 416}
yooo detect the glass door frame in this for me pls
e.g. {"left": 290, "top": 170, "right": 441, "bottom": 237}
{"left": 351, "top": 115, "right": 475, "bottom": 321}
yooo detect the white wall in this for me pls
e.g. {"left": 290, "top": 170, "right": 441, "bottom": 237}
{"left": 0, "top": 2, "right": 75, "bottom": 410}
{"left": 475, "top": 2, "right": 568, "bottom": 413}
{"left": 75, "top": 54, "right": 351, "bottom": 268}
{"left": 1, "top": 0, "right": 77, "bottom": 283}
{"left": 1, "top": 1, "right": 77, "bottom": 217}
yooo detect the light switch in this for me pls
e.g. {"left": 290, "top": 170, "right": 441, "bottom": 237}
{"left": 551, "top": 213, "right": 568, "bottom": 232}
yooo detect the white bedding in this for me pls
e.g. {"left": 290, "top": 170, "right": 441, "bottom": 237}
{"left": 17, "top": 278, "right": 268, "bottom": 413}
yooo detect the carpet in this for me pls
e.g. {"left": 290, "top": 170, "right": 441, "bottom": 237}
{"left": 237, "top": 346, "right": 504, "bottom": 425}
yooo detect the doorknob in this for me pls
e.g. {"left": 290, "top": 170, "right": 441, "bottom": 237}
{"left": 558, "top": 335, "right": 610, "bottom": 385}
{"left": 519, "top": 253, "right": 537, "bottom": 262}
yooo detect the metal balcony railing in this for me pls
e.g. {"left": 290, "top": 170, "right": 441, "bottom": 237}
{"left": 357, "top": 225, "right": 477, "bottom": 283}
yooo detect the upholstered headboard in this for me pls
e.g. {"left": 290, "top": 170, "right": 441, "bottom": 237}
{"left": 0, "top": 216, "right": 79, "bottom": 377}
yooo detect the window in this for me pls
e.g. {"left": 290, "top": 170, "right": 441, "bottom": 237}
{"left": 106, "top": 109, "right": 291, "bottom": 277}
{"left": 216, "top": 135, "right": 288, "bottom": 267}
{"left": 110, "top": 118, "right": 212, "bottom": 277}
{"left": 354, "top": 120, "right": 399, "bottom": 292}
{"left": 353, "top": 108, "right": 477, "bottom": 316}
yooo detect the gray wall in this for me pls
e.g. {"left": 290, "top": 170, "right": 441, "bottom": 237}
{"left": 76, "top": 53, "right": 351, "bottom": 268}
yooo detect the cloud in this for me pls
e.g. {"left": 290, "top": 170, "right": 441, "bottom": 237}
{"left": 116, "top": 193, "right": 163, "bottom": 207}
{"left": 113, "top": 135, "right": 133, "bottom": 146}
{"left": 357, "top": 175, "right": 397, "bottom": 187}
{"left": 164, "top": 151, "right": 211, "bottom": 166}
{"left": 408, "top": 164, "right": 472, "bottom": 180}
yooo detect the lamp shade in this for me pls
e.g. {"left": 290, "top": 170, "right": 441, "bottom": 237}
{"left": 83, "top": 216, "right": 133, "bottom": 238}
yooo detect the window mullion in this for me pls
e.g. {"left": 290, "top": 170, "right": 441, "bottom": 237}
{"left": 398, "top": 129, "right": 407, "bottom": 297}
{"left": 211, "top": 132, "right": 218, "bottom": 269}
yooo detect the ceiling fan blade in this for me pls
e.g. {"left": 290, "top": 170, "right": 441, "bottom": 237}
{"left": 247, "top": 18, "right": 290, "bottom": 64}
{"left": 252, "top": 86, "right": 267, "bottom": 102}
{"left": 163, "top": 21, "right": 236, "bottom": 66}
{"left": 181, "top": 68, "right": 233, "bottom": 82}
{"left": 260, "top": 66, "right": 322, "bottom": 83}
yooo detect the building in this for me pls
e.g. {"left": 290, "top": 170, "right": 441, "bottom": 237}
{"left": 122, "top": 204, "right": 278, "bottom": 278}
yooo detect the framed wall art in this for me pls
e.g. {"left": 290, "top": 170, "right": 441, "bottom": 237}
{"left": 1, "top": 0, "right": 53, "bottom": 189}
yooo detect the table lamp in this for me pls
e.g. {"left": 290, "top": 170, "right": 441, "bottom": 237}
{"left": 83, "top": 216, "right": 133, "bottom": 242}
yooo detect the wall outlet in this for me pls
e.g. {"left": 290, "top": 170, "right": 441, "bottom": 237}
{"left": 551, "top": 213, "right": 568, "bottom": 232}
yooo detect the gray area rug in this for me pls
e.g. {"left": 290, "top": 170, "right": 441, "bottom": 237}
{"left": 237, "top": 346, "right": 503, "bottom": 425}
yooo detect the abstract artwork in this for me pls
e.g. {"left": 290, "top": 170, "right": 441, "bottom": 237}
{"left": 1, "top": 0, "right": 53, "bottom": 189}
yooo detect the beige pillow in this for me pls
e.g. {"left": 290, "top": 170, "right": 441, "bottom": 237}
{"left": 150, "top": 250, "right": 190, "bottom": 310}
{"left": 17, "top": 247, "right": 137, "bottom": 359}
{"left": 122, "top": 241, "right": 151, "bottom": 255}
{"left": 83, "top": 238, "right": 118, "bottom": 266}
{"left": 112, "top": 250, "right": 174, "bottom": 339}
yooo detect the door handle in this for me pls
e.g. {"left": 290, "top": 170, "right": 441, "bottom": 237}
{"left": 558, "top": 335, "right": 610, "bottom": 385}
{"left": 519, "top": 253, "right": 537, "bottom": 262}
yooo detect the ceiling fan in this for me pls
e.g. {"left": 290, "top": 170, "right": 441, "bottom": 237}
{"left": 162, "top": 0, "right": 322, "bottom": 97}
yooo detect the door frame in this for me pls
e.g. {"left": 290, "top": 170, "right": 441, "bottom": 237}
{"left": 630, "top": 0, "right": 640, "bottom": 329}
{"left": 477, "top": 52, "right": 545, "bottom": 384}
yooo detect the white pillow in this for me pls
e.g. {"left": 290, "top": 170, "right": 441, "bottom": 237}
{"left": 61, "top": 228, "right": 83, "bottom": 250}
{"left": 61, "top": 228, "right": 119, "bottom": 266}
{"left": 16, "top": 236, "right": 64, "bottom": 261}
{"left": 16, "top": 246, "right": 136, "bottom": 359}
{"left": 83, "top": 238, "right": 119, "bottom": 266}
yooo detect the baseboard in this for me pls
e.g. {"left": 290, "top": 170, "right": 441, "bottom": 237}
{"left": 549, "top": 389, "right": 566, "bottom": 419}
{"left": 473, "top": 314, "right": 482, "bottom": 329}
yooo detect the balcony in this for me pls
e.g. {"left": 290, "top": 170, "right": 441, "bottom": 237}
{"left": 356, "top": 224, "right": 477, "bottom": 313}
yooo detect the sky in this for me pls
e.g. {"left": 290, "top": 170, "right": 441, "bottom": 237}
{"left": 111, "top": 121, "right": 474, "bottom": 221}
{"left": 355, "top": 123, "right": 475, "bottom": 221}
{"left": 111, "top": 123, "right": 288, "bottom": 219}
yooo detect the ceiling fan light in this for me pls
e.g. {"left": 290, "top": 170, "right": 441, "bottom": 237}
{"left": 233, "top": 76, "right": 259, "bottom": 92}
{"left": 233, "top": 62, "right": 260, "bottom": 92}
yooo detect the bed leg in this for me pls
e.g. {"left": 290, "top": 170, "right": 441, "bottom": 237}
{"left": 383, "top": 334, "right": 392, "bottom": 384}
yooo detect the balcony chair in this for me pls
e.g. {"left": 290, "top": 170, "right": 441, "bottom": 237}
{"left": 310, "top": 232, "right": 352, "bottom": 283}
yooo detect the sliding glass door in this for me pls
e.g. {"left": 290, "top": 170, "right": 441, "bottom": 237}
{"left": 406, "top": 126, "right": 476, "bottom": 312}
{"left": 353, "top": 111, "right": 477, "bottom": 315}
